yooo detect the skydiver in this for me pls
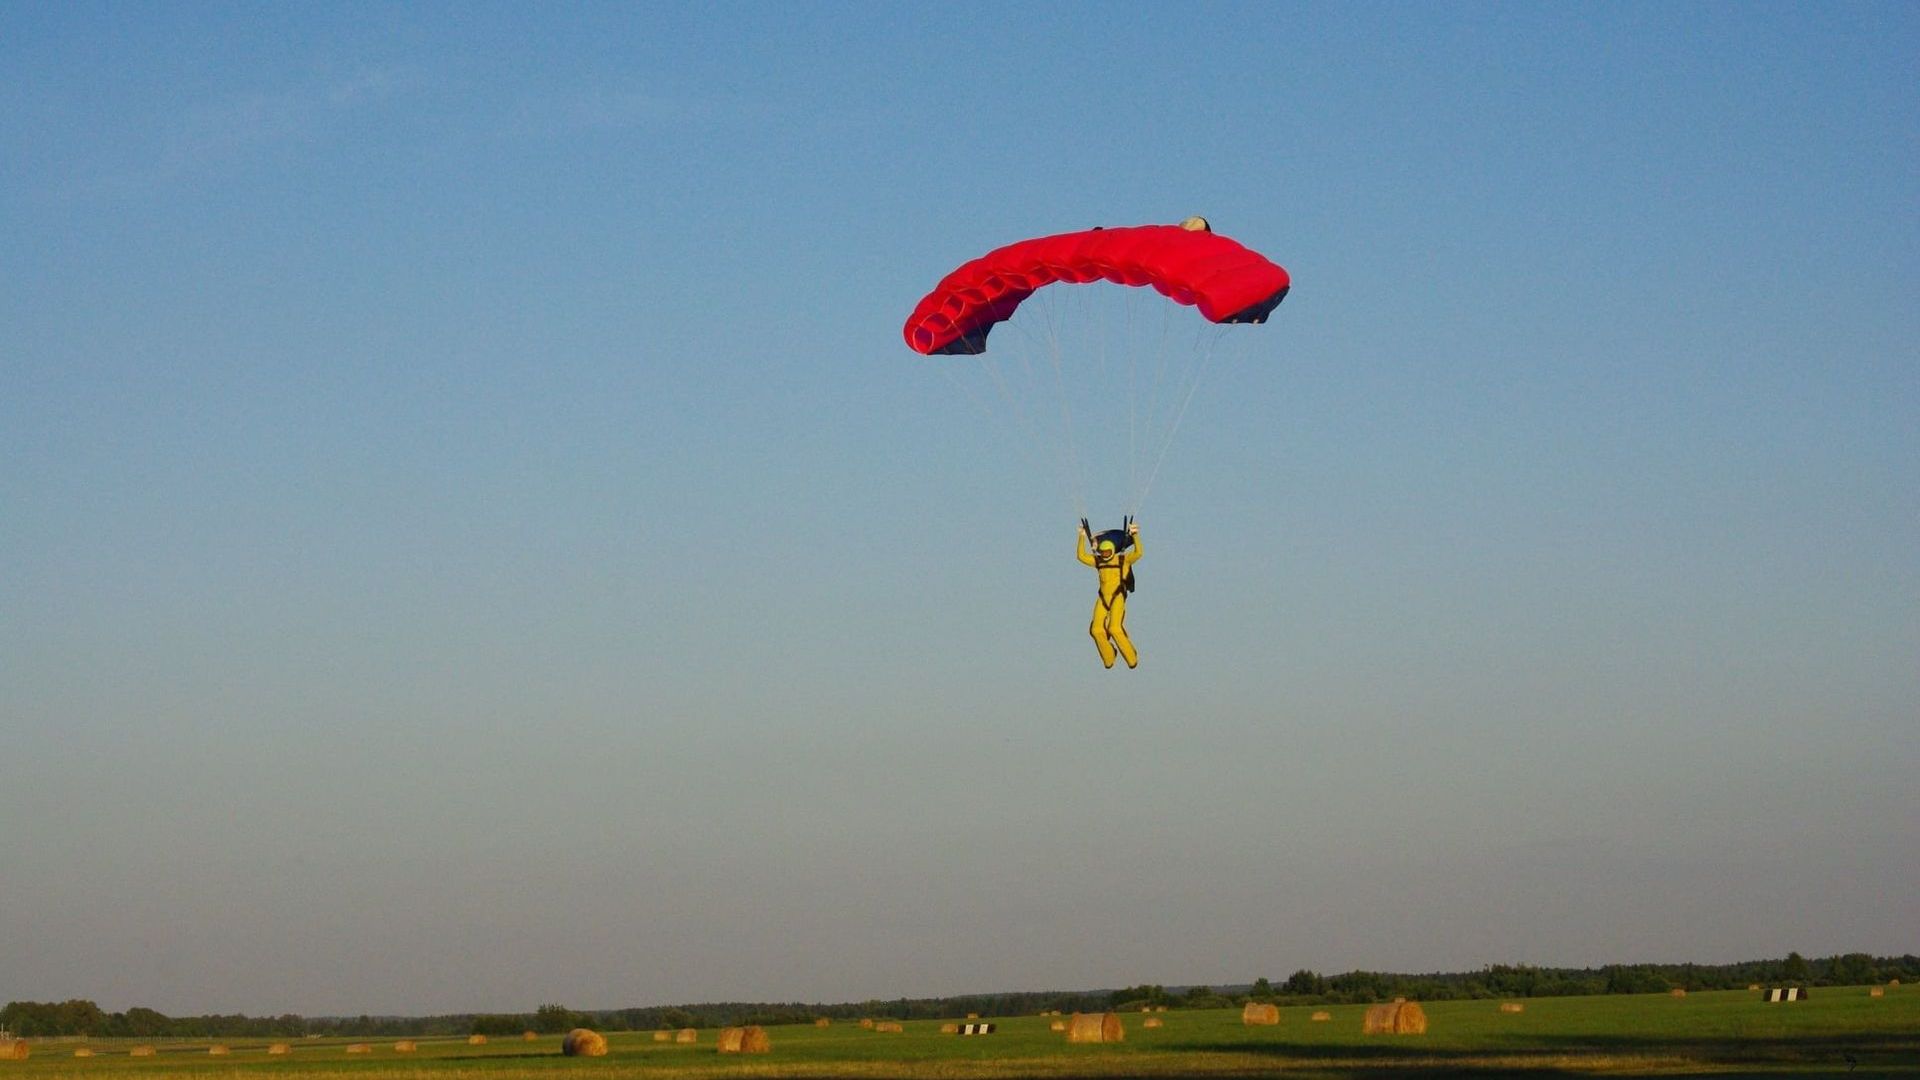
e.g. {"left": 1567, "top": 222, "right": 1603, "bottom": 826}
{"left": 1077, "top": 519, "right": 1142, "bottom": 669}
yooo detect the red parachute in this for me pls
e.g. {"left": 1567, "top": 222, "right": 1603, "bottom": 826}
{"left": 903, "top": 224, "right": 1290, "bottom": 356}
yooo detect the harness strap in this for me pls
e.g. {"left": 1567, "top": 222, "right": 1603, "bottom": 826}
{"left": 1093, "top": 557, "right": 1127, "bottom": 608}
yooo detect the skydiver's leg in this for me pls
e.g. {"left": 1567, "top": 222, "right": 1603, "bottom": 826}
{"left": 1108, "top": 594, "right": 1138, "bottom": 669}
{"left": 1089, "top": 601, "right": 1117, "bottom": 668}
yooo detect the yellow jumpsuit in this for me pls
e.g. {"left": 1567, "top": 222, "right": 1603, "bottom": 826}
{"left": 1077, "top": 533, "right": 1142, "bottom": 668}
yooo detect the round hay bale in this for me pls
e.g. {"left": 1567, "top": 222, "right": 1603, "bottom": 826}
{"left": 873, "top": 1021, "right": 903, "bottom": 1034}
{"left": 1870, "top": 986, "right": 1886, "bottom": 998}
{"left": 965, "top": 1012, "right": 979, "bottom": 1019}
{"left": 1241, "top": 1002, "right": 1279, "bottom": 1026}
{"left": 266, "top": 1045, "right": 290, "bottom": 1056}
{"left": 1748, "top": 984, "right": 1762, "bottom": 991}
{"left": 345, "top": 1044, "right": 372, "bottom": 1054}
{"left": 208, "top": 1045, "right": 230, "bottom": 1056}
{"left": 73, "top": 1048, "right": 95, "bottom": 1058}
{"left": 674, "top": 1028, "right": 697, "bottom": 1044}
{"left": 814, "top": 1017, "right": 831, "bottom": 1028}
{"left": 1890, "top": 979, "right": 1900, "bottom": 987}
{"left": 939, "top": 1023, "right": 958, "bottom": 1034}
{"left": 858, "top": 1019, "right": 874, "bottom": 1030}
{"left": 1499, "top": 1002, "right": 1525, "bottom": 1014}
{"left": 393, "top": 1041, "right": 416, "bottom": 1053}
{"left": 714, "top": 1026, "right": 768, "bottom": 1054}
{"left": 1310, "top": 1011, "right": 1331, "bottom": 1022}
{"left": 1142, "top": 1016, "right": 1163, "bottom": 1029}
{"left": 1362, "top": 1001, "right": 1427, "bottom": 1035}
{"left": 562, "top": 1028, "right": 607, "bottom": 1057}
{"left": 1049, "top": 1020, "right": 1067, "bottom": 1032}
{"left": 1669, "top": 988, "right": 1687, "bottom": 998}
{"left": 130, "top": 1046, "right": 156, "bottom": 1057}
{"left": 467, "top": 1034, "right": 488, "bottom": 1045}
{"left": 2, "top": 1043, "right": 26, "bottom": 1061}
{"left": 1065, "top": 1012, "right": 1123, "bottom": 1044}
{"left": 652, "top": 1030, "right": 672, "bottom": 1042}
{"left": 523, "top": 1031, "right": 538, "bottom": 1041}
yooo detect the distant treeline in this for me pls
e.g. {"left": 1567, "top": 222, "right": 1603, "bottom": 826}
{"left": 5, "top": 952, "right": 1913, "bottom": 1038}
{"left": 1229, "top": 950, "right": 1914, "bottom": 1007}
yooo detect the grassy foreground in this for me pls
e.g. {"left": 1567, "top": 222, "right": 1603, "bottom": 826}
{"left": 6, "top": 987, "right": 1917, "bottom": 1079}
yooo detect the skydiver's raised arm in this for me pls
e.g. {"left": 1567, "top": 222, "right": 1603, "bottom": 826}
{"left": 1077, "top": 529, "right": 1096, "bottom": 566}
{"left": 1122, "top": 523, "right": 1142, "bottom": 567}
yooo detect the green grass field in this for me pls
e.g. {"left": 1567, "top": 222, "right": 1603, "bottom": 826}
{"left": 7, "top": 988, "right": 1917, "bottom": 1079}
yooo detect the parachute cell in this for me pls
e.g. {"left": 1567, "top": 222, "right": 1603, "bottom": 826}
{"left": 902, "top": 225, "right": 1289, "bottom": 356}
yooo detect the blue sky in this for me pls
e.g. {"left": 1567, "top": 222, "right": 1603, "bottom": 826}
{"left": 3, "top": 3, "right": 1916, "bottom": 1015}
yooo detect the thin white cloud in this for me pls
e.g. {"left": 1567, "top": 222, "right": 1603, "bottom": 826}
{"left": 154, "top": 91, "right": 309, "bottom": 176}
{"left": 498, "top": 82, "right": 778, "bottom": 139}
{"left": 326, "top": 66, "right": 415, "bottom": 107}
{"left": 21, "top": 65, "right": 430, "bottom": 202}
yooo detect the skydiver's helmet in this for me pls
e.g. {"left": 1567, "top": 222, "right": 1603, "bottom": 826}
{"left": 1096, "top": 539, "right": 1118, "bottom": 560}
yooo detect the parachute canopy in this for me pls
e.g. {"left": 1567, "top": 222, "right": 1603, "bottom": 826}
{"left": 903, "top": 224, "right": 1290, "bottom": 356}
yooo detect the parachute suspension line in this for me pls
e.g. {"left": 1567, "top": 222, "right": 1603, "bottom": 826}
{"left": 1130, "top": 298, "right": 1179, "bottom": 509}
{"left": 969, "top": 350, "right": 1039, "bottom": 459}
{"left": 991, "top": 287, "right": 1086, "bottom": 517}
{"left": 1133, "top": 324, "right": 1232, "bottom": 517}
{"left": 939, "top": 359, "right": 1055, "bottom": 490}
{"left": 982, "top": 347, "right": 1081, "bottom": 517}
{"left": 1140, "top": 299, "right": 1178, "bottom": 466}
{"left": 985, "top": 298, "right": 1076, "bottom": 514}
{"left": 1040, "top": 286, "right": 1089, "bottom": 520}
{"left": 1093, "top": 283, "right": 1112, "bottom": 385}
{"left": 970, "top": 291, "right": 1083, "bottom": 508}
{"left": 1090, "top": 286, "right": 1121, "bottom": 488}
{"left": 1126, "top": 286, "right": 1139, "bottom": 509}
{"left": 1075, "top": 282, "right": 1105, "bottom": 518}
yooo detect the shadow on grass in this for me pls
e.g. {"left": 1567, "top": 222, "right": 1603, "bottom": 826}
{"left": 1522, "top": 1030, "right": 1920, "bottom": 1071}
{"left": 1156, "top": 1030, "right": 1920, "bottom": 1077}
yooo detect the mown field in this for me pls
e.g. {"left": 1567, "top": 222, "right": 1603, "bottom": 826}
{"left": 6, "top": 987, "right": 1917, "bottom": 1079}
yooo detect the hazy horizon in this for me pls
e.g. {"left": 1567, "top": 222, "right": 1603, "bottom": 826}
{"left": 27, "top": 951, "right": 1920, "bottom": 1022}
{"left": 4, "top": 2, "right": 1915, "bottom": 1017}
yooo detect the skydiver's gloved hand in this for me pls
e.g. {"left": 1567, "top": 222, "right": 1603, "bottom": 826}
{"left": 1128, "top": 521, "right": 1140, "bottom": 537}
